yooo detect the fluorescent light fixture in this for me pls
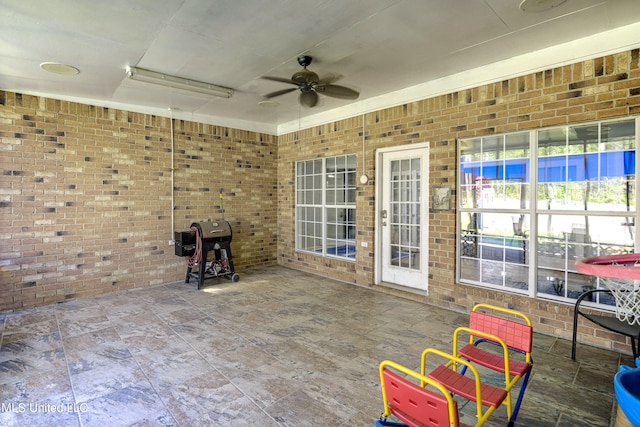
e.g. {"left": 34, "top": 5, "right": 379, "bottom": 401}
{"left": 126, "top": 66, "right": 234, "bottom": 98}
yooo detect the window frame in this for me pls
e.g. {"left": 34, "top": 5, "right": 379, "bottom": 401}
{"left": 295, "top": 154, "right": 357, "bottom": 261}
{"left": 457, "top": 117, "right": 639, "bottom": 309}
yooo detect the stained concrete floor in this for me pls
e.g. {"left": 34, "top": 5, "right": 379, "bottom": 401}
{"left": 0, "top": 265, "right": 634, "bottom": 426}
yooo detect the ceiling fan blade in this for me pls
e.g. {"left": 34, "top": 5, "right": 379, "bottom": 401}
{"left": 316, "top": 73, "right": 342, "bottom": 85}
{"left": 261, "top": 76, "right": 298, "bottom": 85}
{"left": 264, "top": 87, "right": 298, "bottom": 99}
{"left": 300, "top": 90, "right": 319, "bottom": 108}
{"left": 315, "top": 84, "right": 359, "bottom": 100}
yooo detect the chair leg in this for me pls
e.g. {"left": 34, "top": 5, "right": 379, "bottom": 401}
{"left": 508, "top": 366, "right": 532, "bottom": 426}
{"left": 572, "top": 307, "right": 580, "bottom": 361}
{"left": 376, "top": 421, "right": 405, "bottom": 427}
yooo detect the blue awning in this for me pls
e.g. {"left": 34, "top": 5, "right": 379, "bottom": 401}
{"left": 461, "top": 150, "right": 634, "bottom": 183}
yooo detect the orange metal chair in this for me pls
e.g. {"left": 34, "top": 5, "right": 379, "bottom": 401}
{"left": 453, "top": 304, "right": 533, "bottom": 427}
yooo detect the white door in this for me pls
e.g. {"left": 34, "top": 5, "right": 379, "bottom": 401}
{"left": 376, "top": 143, "right": 430, "bottom": 292}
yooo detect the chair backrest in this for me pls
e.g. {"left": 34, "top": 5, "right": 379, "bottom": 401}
{"left": 469, "top": 310, "right": 533, "bottom": 354}
{"left": 382, "top": 368, "right": 459, "bottom": 427}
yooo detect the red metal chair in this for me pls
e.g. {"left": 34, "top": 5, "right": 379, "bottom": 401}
{"left": 378, "top": 350, "right": 506, "bottom": 427}
{"left": 453, "top": 304, "right": 534, "bottom": 427}
{"left": 377, "top": 359, "right": 469, "bottom": 427}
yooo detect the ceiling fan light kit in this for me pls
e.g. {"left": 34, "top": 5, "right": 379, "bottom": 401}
{"left": 261, "top": 55, "right": 359, "bottom": 108}
{"left": 126, "top": 66, "right": 234, "bottom": 98}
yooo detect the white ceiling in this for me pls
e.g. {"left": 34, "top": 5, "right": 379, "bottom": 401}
{"left": 1, "top": 0, "right": 640, "bottom": 135}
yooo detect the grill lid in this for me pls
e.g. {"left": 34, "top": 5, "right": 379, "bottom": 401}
{"left": 191, "top": 220, "right": 232, "bottom": 239}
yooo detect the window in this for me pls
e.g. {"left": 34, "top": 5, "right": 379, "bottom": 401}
{"left": 458, "top": 118, "right": 638, "bottom": 307}
{"left": 459, "top": 133, "right": 531, "bottom": 292}
{"left": 296, "top": 155, "right": 356, "bottom": 260}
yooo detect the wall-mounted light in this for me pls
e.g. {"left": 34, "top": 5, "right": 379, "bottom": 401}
{"left": 126, "top": 66, "right": 234, "bottom": 98}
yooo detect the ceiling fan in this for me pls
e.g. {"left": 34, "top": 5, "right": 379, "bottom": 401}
{"left": 261, "top": 55, "right": 359, "bottom": 107}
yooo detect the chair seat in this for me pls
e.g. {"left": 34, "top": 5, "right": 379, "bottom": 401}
{"left": 573, "top": 289, "right": 640, "bottom": 360}
{"left": 583, "top": 313, "right": 640, "bottom": 338}
{"left": 458, "top": 344, "right": 530, "bottom": 377}
{"left": 428, "top": 364, "right": 507, "bottom": 408}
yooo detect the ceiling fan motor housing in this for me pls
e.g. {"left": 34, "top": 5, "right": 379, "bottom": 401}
{"left": 291, "top": 55, "right": 318, "bottom": 84}
{"left": 292, "top": 70, "right": 319, "bottom": 84}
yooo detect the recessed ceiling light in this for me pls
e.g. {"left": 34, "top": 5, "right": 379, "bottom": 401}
{"left": 40, "top": 62, "right": 80, "bottom": 75}
{"left": 519, "top": 0, "right": 566, "bottom": 12}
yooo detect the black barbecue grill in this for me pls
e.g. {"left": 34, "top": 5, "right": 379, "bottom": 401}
{"left": 174, "top": 220, "right": 239, "bottom": 289}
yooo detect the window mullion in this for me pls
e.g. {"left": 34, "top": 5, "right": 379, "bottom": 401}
{"left": 529, "top": 129, "right": 538, "bottom": 298}
{"left": 322, "top": 157, "right": 326, "bottom": 256}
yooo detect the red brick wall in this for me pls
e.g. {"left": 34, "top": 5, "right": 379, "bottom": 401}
{"left": 277, "top": 49, "right": 640, "bottom": 353}
{"left": 0, "top": 93, "right": 277, "bottom": 311}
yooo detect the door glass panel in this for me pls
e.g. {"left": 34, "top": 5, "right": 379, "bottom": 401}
{"left": 389, "top": 158, "right": 421, "bottom": 270}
